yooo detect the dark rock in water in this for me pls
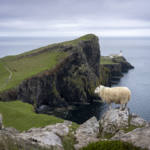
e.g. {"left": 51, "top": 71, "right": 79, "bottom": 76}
{"left": 37, "top": 105, "right": 52, "bottom": 114}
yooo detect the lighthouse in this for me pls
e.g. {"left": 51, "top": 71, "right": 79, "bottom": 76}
{"left": 119, "top": 50, "right": 122, "bottom": 56}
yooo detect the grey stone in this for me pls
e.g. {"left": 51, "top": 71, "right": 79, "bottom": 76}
{"left": 74, "top": 133, "right": 99, "bottom": 150}
{"left": 2, "top": 127, "right": 20, "bottom": 135}
{"left": 44, "top": 122, "right": 69, "bottom": 137}
{"left": 100, "top": 107, "right": 129, "bottom": 135}
{"left": 16, "top": 130, "right": 64, "bottom": 150}
{"left": 76, "top": 116, "right": 99, "bottom": 138}
{"left": 111, "top": 130, "right": 125, "bottom": 140}
{"left": 75, "top": 116, "right": 99, "bottom": 150}
{"left": 130, "top": 113, "right": 149, "bottom": 126}
{"left": 120, "top": 126, "right": 150, "bottom": 150}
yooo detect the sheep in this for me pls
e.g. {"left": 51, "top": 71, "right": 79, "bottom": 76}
{"left": 94, "top": 85, "right": 131, "bottom": 111}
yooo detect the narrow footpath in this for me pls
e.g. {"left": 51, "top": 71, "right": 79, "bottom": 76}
{"left": 0, "top": 59, "right": 12, "bottom": 90}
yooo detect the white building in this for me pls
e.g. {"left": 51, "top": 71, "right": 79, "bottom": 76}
{"left": 109, "top": 50, "right": 122, "bottom": 58}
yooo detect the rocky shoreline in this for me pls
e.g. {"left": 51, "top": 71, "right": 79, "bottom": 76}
{"left": 1, "top": 108, "right": 150, "bottom": 150}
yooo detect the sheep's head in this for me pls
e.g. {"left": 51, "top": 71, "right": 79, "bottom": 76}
{"left": 94, "top": 86, "right": 100, "bottom": 94}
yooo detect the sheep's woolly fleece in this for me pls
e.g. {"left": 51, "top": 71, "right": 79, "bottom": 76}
{"left": 94, "top": 85, "right": 131, "bottom": 110}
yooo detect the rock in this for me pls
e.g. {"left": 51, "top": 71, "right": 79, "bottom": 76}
{"left": 100, "top": 107, "right": 129, "bottom": 136}
{"left": 37, "top": 105, "right": 52, "bottom": 114}
{"left": 75, "top": 116, "right": 99, "bottom": 150}
{"left": 0, "top": 114, "right": 3, "bottom": 130}
{"left": 111, "top": 130, "right": 125, "bottom": 140}
{"left": 74, "top": 134, "right": 99, "bottom": 150}
{"left": 45, "top": 123, "right": 69, "bottom": 137}
{"left": 130, "top": 113, "right": 149, "bottom": 126}
{"left": 44, "top": 120, "right": 71, "bottom": 137}
{"left": 63, "top": 120, "right": 72, "bottom": 126}
{"left": 120, "top": 126, "right": 150, "bottom": 150}
{"left": 76, "top": 116, "right": 99, "bottom": 137}
{"left": 16, "top": 130, "right": 64, "bottom": 150}
{"left": 2, "top": 127, "right": 20, "bottom": 135}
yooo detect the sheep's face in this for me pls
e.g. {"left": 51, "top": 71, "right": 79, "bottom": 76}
{"left": 94, "top": 86, "right": 100, "bottom": 94}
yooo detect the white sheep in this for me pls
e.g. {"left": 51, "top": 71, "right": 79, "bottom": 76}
{"left": 94, "top": 85, "right": 131, "bottom": 111}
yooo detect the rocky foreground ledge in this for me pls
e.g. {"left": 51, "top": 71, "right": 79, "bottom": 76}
{"left": 0, "top": 108, "right": 150, "bottom": 150}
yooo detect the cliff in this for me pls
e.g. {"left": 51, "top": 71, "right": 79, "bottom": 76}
{"left": 0, "top": 34, "right": 101, "bottom": 108}
{"left": 112, "top": 56, "right": 134, "bottom": 70}
{"left": 100, "top": 56, "right": 134, "bottom": 86}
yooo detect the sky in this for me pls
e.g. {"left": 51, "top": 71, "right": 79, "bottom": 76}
{"left": 0, "top": 0, "right": 150, "bottom": 37}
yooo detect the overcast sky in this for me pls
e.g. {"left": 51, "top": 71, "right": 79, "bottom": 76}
{"left": 0, "top": 0, "right": 150, "bottom": 37}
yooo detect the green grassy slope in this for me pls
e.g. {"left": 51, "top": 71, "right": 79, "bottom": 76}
{"left": 0, "top": 34, "right": 97, "bottom": 93}
{"left": 0, "top": 61, "right": 10, "bottom": 87}
{"left": 0, "top": 52, "right": 67, "bottom": 92}
{"left": 100, "top": 56, "right": 118, "bottom": 64}
{"left": 0, "top": 101, "right": 64, "bottom": 132}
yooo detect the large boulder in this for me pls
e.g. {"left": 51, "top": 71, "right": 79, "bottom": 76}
{"left": 76, "top": 116, "right": 99, "bottom": 137}
{"left": 99, "top": 107, "right": 129, "bottom": 136}
{"left": 17, "top": 130, "right": 63, "bottom": 150}
{"left": 44, "top": 122, "right": 70, "bottom": 137}
{"left": 119, "top": 126, "right": 150, "bottom": 150}
{"left": 130, "top": 113, "right": 149, "bottom": 126}
{"left": 5, "top": 120, "right": 72, "bottom": 150}
{"left": 74, "top": 116, "right": 99, "bottom": 150}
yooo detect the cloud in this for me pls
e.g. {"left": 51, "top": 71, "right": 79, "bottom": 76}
{"left": 0, "top": 0, "right": 150, "bottom": 37}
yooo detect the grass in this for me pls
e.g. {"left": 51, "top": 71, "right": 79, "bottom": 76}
{"left": 100, "top": 56, "right": 118, "bottom": 64}
{"left": 0, "top": 61, "right": 10, "bottom": 88}
{"left": 3, "top": 34, "right": 96, "bottom": 60}
{"left": 62, "top": 123, "right": 80, "bottom": 150}
{"left": 0, "top": 100, "right": 64, "bottom": 132}
{"left": 80, "top": 140, "right": 148, "bottom": 150}
{"left": 61, "top": 34, "right": 96, "bottom": 46}
{"left": 120, "top": 116, "right": 144, "bottom": 133}
{"left": 0, "top": 52, "right": 67, "bottom": 92}
{"left": 0, "top": 34, "right": 96, "bottom": 93}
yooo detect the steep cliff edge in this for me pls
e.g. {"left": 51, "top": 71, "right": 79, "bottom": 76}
{"left": 100, "top": 56, "right": 134, "bottom": 86}
{"left": 0, "top": 34, "right": 101, "bottom": 108}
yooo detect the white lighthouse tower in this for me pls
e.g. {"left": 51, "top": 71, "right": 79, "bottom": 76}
{"left": 119, "top": 50, "right": 122, "bottom": 56}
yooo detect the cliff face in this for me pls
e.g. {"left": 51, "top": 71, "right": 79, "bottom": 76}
{"left": 100, "top": 56, "right": 134, "bottom": 87}
{"left": 1, "top": 34, "right": 101, "bottom": 108}
{"left": 100, "top": 65, "right": 111, "bottom": 87}
{"left": 112, "top": 56, "right": 134, "bottom": 70}
{"left": 103, "top": 64, "right": 123, "bottom": 78}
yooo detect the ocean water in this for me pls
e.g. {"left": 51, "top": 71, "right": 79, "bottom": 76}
{"left": 0, "top": 36, "right": 150, "bottom": 123}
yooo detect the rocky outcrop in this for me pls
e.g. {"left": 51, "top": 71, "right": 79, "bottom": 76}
{"left": 0, "top": 120, "right": 72, "bottom": 150}
{"left": 1, "top": 34, "right": 101, "bottom": 109}
{"left": 1, "top": 110, "right": 150, "bottom": 150}
{"left": 112, "top": 56, "right": 134, "bottom": 70}
{"left": 74, "top": 116, "right": 99, "bottom": 150}
{"left": 100, "top": 56, "right": 134, "bottom": 87}
{"left": 130, "top": 113, "right": 149, "bottom": 126}
{"left": 99, "top": 108, "right": 129, "bottom": 136}
{"left": 103, "top": 63, "right": 123, "bottom": 78}
{"left": 98, "top": 107, "right": 150, "bottom": 149}
{"left": 119, "top": 126, "right": 150, "bottom": 150}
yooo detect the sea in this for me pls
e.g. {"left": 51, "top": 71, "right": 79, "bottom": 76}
{"left": 0, "top": 36, "right": 150, "bottom": 124}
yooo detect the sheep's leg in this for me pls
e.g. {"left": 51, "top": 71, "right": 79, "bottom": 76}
{"left": 109, "top": 103, "right": 112, "bottom": 110}
{"left": 119, "top": 104, "right": 123, "bottom": 111}
{"left": 124, "top": 102, "right": 127, "bottom": 110}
